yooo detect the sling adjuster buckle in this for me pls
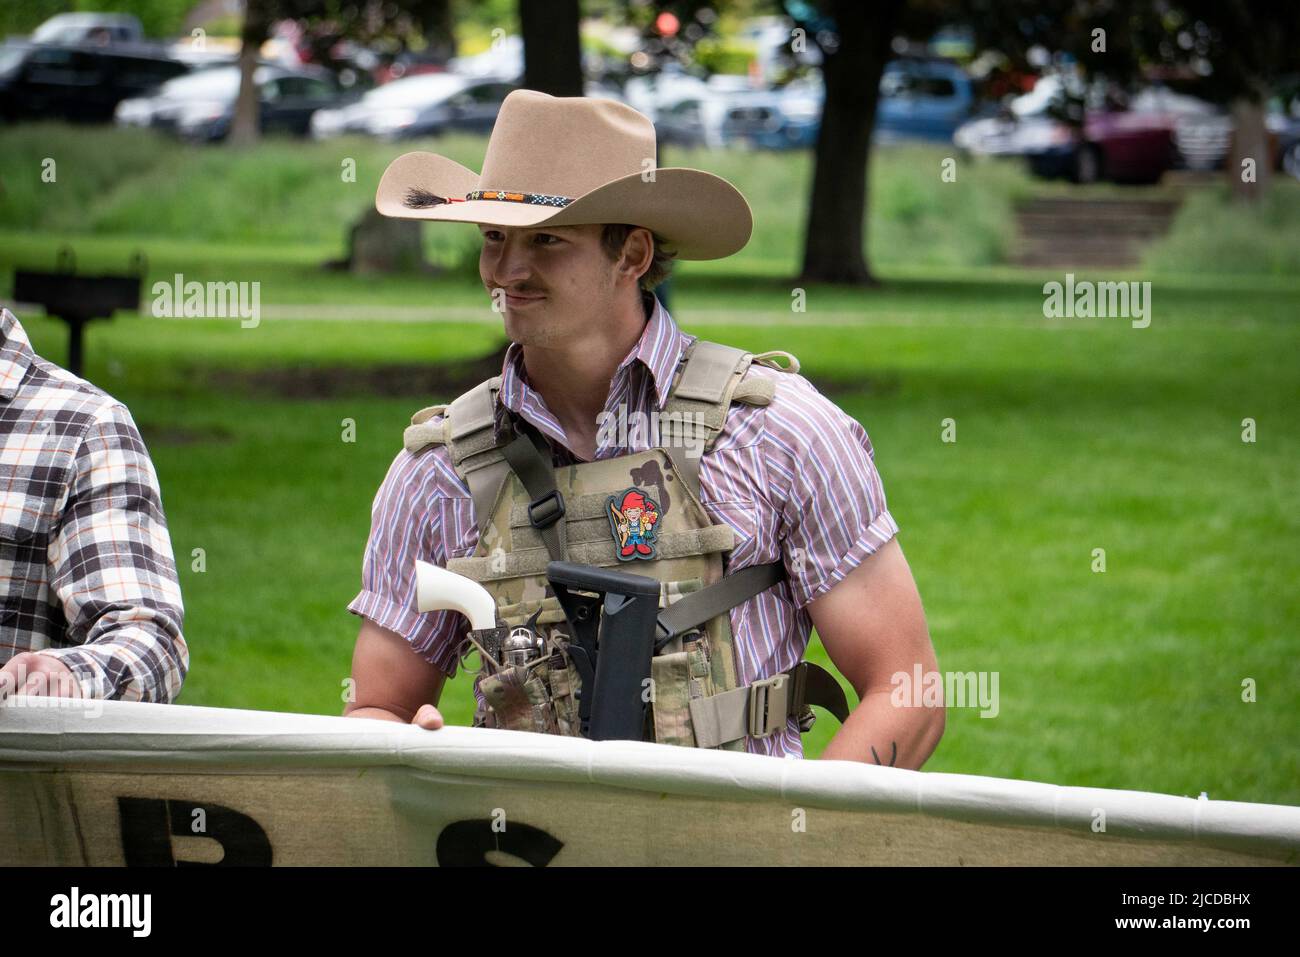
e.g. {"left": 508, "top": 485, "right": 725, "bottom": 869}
{"left": 527, "top": 489, "right": 565, "bottom": 529}
{"left": 748, "top": 674, "right": 789, "bottom": 738}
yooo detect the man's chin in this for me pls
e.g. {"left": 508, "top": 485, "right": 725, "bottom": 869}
{"left": 503, "top": 309, "right": 556, "bottom": 346}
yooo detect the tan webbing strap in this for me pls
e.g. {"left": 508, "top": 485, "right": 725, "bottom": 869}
{"left": 402, "top": 381, "right": 514, "bottom": 539}
{"left": 750, "top": 350, "right": 800, "bottom": 375}
{"left": 463, "top": 457, "right": 512, "bottom": 539}
{"left": 688, "top": 662, "right": 851, "bottom": 749}
{"left": 661, "top": 340, "right": 754, "bottom": 498}
{"left": 445, "top": 380, "right": 505, "bottom": 470}
{"left": 664, "top": 446, "right": 704, "bottom": 505}
{"left": 672, "top": 340, "right": 749, "bottom": 403}
{"left": 436, "top": 377, "right": 515, "bottom": 539}
{"left": 731, "top": 377, "right": 774, "bottom": 406}
{"left": 449, "top": 377, "right": 500, "bottom": 443}
{"left": 403, "top": 404, "right": 448, "bottom": 452}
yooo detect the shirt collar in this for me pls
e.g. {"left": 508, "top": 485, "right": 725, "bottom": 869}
{"left": 498, "top": 290, "right": 688, "bottom": 419}
{"left": 0, "top": 308, "right": 34, "bottom": 401}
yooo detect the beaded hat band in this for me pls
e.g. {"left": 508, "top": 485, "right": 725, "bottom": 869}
{"left": 403, "top": 188, "right": 574, "bottom": 210}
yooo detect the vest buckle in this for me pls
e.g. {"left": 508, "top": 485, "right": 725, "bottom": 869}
{"left": 748, "top": 673, "right": 789, "bottom": 738}
{"left": 527, "top": 489, "right": 566, "bottom": 529}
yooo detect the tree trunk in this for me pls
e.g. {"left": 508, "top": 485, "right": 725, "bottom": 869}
{"left": 230, "top": 0, "right": 272, "bottom": 146}
{"left": 341, "top": 207, "right": 432, "bottom": 275}
{"left": 414, "top": 0, "right": 457, "bottom": 62}
{"left": 798, "top": 0, "right": 903, "bottom": 286}
{"left": 519, "top": 0, "right": 583, "bottom": 96}
{"left": 1228, "top": 93, "right": 1270, "bottom": 202}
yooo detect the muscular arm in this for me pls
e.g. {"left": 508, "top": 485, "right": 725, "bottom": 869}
{"left": 344, "top": 619, "right": 448, "bottom": 729}
{"left": 808, "top": 538, "right": 943, "bottom": 768}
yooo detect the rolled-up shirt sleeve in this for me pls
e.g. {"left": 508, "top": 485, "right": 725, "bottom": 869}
{"left": 37, "top": 401, "right": 188, "bottom": 702}
{"left": 347, "top": 434, "right": 471, "bottom": 676}
{"left": 762, "top": 375, "right": 899, "bottom": 610}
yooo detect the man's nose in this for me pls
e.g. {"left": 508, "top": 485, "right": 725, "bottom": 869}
{"left": 485, "top": 236, "right": 534, "bottom": 287}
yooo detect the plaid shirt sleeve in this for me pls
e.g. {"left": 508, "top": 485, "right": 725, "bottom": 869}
{"left": 34, "top": 400, "right": 188, "bottom": 702}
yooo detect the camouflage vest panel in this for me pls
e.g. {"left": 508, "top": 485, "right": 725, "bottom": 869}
{"left": 403, "top": 340, "right": 800, "bottom": 750}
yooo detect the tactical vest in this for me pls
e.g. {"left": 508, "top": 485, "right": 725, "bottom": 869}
{"left": 403, "top": 339, "right": 850, "bottom": 751}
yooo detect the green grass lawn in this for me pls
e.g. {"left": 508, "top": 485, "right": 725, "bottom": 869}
{"left": 2, "top": 126, "right": 1297, "bottom": 805}
{"left": 6, "top": 265, "right": 1296, "bottom": 806}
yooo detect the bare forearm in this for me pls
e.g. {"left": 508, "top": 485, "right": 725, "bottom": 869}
{"left": 820, "top": 689, "right": 943, "bottom": 768}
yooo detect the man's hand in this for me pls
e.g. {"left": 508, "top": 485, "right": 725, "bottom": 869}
{"left": 345, "top": 620, "right": 449, "bottom": 730}
{"left": 411, "top": 704, "right": 444, "bottom": 730}
{"left": 0, "top": 652, "right": 84, "bottom": 701}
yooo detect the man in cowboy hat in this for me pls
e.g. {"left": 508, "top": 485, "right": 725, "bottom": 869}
{"left": 345, "top": 90, "right": 943, "bottom": 766}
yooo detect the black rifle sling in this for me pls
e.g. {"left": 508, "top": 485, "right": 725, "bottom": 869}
{"left": 656, "top": 561, "right": 784, "bottom": 640}
{"left": 657, "top": 560, "right": 851, "bottom": 725}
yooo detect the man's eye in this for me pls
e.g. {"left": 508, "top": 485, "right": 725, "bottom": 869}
{"left": 535, "top": 234, "right": 559, "bottom": 245}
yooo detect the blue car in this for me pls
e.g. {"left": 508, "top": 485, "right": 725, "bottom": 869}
{"left": 874, "top": 58, "right": 982, "bottom": 143}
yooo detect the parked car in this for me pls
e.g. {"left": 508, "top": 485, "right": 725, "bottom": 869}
{"left": 719, "top": 83, "right": 823, "bottom": 150}
{"left": 0, "top": 41, "right": 189, "bottom": 123}
{"left": 655, "top": 96, "right": 710, "bottom": 148}
{"left": 115, "top": 64, "right": 351, "bottom": 141}
{"left": 627, "top": 66, "right": 755, "bottom": 148}
{"left": 875, "top": 58, "right": 984, "bottom": 143}
{"left": 310, "top": 73, "right": 517, "bottom": 140}
{"left": 1262, "top": 77, "right": 1300, "bottom": 179}
{"left": 1272, "top": 113, "right": 1300, "bottom": 180}
{"left": 31, "top": 12, "right": 145, "bottom": 46}
{"left": 955, "top": 76, "right": 1176, "bottom": 184}
{"left": 624, "top": 63, "right": 711, "bottom": 122}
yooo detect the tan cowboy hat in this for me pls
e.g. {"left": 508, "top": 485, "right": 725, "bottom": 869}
{"left": 374, "top": 88, "right": 753, "bottom": 260}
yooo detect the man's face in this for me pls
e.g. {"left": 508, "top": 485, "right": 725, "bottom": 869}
{"left": 478, "top": 222, "right": 647, "bottom": 348}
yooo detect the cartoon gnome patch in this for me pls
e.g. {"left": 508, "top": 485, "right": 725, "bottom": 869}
{"left": 607, "top": 487, "right": 660, "bottom": 560}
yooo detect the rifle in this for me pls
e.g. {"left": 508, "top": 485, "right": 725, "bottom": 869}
{"left": 546, "top": 561, "right": 660, "bottom": 741}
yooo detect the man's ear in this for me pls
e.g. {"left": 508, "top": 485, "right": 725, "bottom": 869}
{"left": 620, "top": 227, "right": 654, "bottom": 283}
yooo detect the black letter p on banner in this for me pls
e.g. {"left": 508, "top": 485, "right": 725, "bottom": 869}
{"left": 118, "top": 797, "right": 272, "bottom": 866}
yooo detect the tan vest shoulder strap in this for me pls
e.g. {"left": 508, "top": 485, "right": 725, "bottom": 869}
{"left": 402, "top": 376, "right": 512, "bottom": 539}
{"left": 661, "top": 339, "right": 799, "bottom": 496}
{"left": 403, "top": 403, "right": 448, "bottom": 453}
{"left": 402, "top": 376, "right": 502, "bottom": 455}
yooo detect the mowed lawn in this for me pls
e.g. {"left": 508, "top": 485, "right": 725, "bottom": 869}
{"left": 5, "top": 263, "right": 1296, "bottom": 806}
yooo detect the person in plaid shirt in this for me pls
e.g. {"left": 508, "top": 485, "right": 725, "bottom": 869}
{"left": 0, "top": 307, "right": 187, "bottom": 702}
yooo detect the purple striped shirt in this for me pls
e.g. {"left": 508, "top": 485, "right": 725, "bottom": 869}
{"left": 349, "top": 292, "right": 898, "bottom": 757}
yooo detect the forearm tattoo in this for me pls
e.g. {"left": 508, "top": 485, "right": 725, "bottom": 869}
{"left": 871, "top": 741, "right": 898, "bottom": 767}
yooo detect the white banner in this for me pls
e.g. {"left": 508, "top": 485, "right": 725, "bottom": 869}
{"left": 0, "top": 699, "right": 1295, "bottom": 866}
